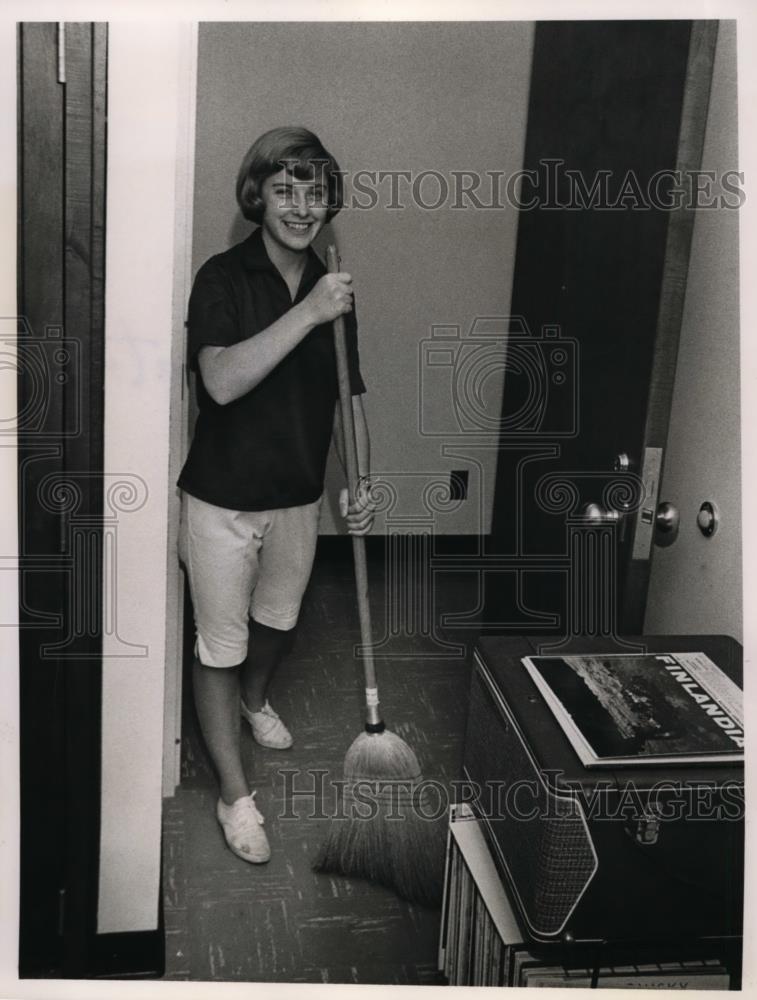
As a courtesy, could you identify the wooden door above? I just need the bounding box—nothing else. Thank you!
[644,22,741,641]
[484,21,718,643]
[18,21,107,977]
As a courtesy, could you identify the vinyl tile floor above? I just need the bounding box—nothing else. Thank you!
[162,545,479,983]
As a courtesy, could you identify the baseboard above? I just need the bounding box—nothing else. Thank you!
[90,858,165,979]
[90,928,165,979]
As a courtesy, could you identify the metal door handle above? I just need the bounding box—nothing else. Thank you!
[581,502,621,524]
[655,501,679,534]
[653,500,679,547]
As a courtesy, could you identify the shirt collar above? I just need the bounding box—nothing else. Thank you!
[240,226,325,286]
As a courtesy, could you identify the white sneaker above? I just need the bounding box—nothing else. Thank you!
[241,699,293,749]
[216,791,271,864]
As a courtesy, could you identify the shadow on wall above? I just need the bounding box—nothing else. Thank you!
[229,212,249,247]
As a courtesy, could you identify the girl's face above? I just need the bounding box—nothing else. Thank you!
[260,168,328,255]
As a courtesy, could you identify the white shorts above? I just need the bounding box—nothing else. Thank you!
[178,492,321,668]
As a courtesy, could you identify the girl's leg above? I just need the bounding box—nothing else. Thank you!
[180,496,271,860]
[240,620,293,712]
[192,657,249,805]
[244,498,321,711]
[179,494,265,794]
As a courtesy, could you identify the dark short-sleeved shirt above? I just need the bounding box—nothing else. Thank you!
[177,228,365,511]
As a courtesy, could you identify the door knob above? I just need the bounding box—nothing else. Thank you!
[653,501,679,547]
[655,501,679,533]
[581,502,621,524]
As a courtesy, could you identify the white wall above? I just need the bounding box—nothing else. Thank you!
[98,23,193,934]
[192,22,534,534]
[645,22,742,640]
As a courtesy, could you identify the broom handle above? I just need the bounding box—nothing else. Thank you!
[326,245,383,733]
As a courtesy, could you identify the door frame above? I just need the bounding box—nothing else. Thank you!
[162,22,198,798]
[98,22,198,937]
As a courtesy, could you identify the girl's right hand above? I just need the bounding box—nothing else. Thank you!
[304,273,353,326]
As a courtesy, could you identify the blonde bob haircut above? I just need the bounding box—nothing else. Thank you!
[236,126,344,224]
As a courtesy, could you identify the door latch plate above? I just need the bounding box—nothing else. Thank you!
[631,447,663,560]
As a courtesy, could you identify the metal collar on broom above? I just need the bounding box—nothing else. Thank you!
[312,245,445,907]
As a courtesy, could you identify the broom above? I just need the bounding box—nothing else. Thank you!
[312,244,445,907]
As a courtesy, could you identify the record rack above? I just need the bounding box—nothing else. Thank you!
[438,803,738,989]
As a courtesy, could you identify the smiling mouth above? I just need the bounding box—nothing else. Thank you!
[283,220,313,233]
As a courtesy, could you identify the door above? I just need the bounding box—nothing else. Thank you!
[644,21,741,641]
[484,20,720,643]
[18,22,106,976]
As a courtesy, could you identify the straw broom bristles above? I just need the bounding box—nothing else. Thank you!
[313,730,446,907]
